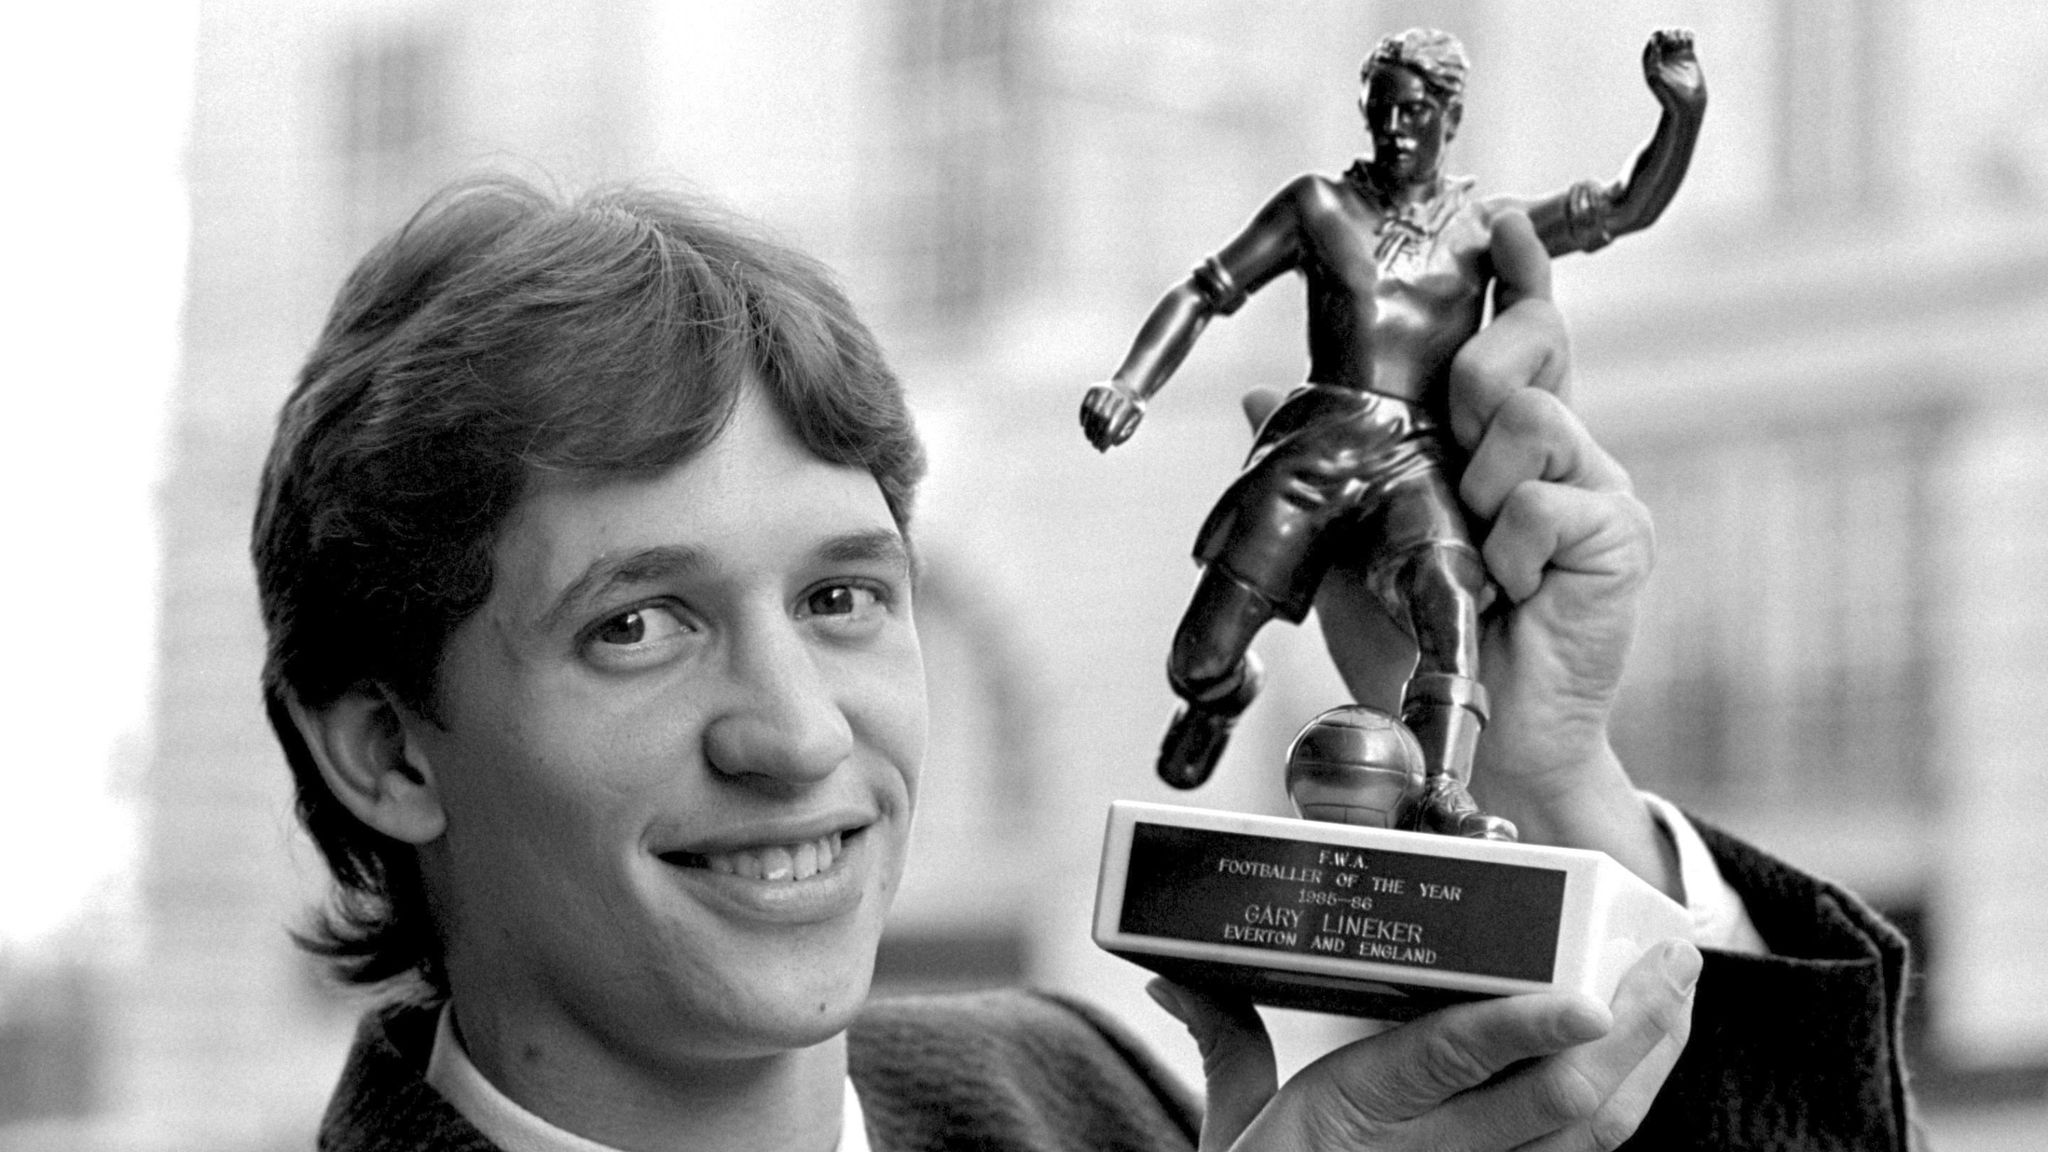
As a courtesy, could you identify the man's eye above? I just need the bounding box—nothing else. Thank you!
[584,604,691,668]
[801,583,883,618]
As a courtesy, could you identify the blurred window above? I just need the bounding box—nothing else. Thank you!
[1612,407,1941,813]
[886,0,1037,322]
[1775,0,1893,213]
[877,553,1048,988]
[336,25,450,255]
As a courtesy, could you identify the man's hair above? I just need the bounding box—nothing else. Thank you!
[252,177,926,995]
[1361,27,1470,105]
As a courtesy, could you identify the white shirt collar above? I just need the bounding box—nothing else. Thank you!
[1641,790,1769,955]
[424,1003,869,1152]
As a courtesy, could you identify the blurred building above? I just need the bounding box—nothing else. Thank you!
[9,0,2048,1147]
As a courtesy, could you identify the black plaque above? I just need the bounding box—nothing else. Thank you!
[1118,821,1567,982]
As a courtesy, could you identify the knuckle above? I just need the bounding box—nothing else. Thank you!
[1613,490,1656,558]
[1456,466,1496,519]
[1492,386,1565,441]
[1492,478,1546,532]
[1603,451,1638,495]
[1530,1061,1607,1128]
[1417,1027,1497,1095]
[1612,484,1648,522]
[1299,1082,1385,1146]
[1651,981,1696,1044]
[1287,1062,1395,1142]
[1448,342,1504,398]
[1523,295,1567,332]
[1585,1102,1645,1151]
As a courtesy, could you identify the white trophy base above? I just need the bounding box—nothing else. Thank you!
[1093,801,1690,1019]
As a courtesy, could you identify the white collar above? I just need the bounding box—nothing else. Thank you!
[424,1003,869,1152]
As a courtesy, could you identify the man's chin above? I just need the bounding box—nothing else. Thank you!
[722,983,872,1057]
[719,962,879,1052]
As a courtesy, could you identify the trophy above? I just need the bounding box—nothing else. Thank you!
[1083,29,1707,1018]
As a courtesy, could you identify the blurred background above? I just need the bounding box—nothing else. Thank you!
[4,0,2047,1147]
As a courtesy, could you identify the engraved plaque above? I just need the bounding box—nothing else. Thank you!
[1119,822,1566,982]
[1095,802,1689,1020]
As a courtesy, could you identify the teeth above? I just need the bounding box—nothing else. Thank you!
[692,832,844,882]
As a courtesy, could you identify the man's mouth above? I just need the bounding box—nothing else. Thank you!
[662,830,850,882]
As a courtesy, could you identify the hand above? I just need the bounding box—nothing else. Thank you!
[1081,381,1146,451]
[1149,939,1701,1152]
[1449,215,1663,888]
[1642,29,1705,112]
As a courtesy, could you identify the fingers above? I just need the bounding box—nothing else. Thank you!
[1222,945,1694,1152]
[1649,27,1695,57]
[1457,390,1644,605]
[1080,383,1144,450]
[1487,941,1701,1152]
[1481,481,1653,607]
[1448,217,1570,448]
[1460,389,1628,518]
[1376,942,1697,1152]
[1488,210,1552,315]
[1239,386,1284,433]
[1300,991,1610,1133]
[1148,979,1278,1152]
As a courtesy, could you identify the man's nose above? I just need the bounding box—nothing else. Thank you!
[702,621,853,788]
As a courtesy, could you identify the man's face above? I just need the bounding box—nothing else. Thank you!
[405,386,926,1078]
[1360,63,1458,186]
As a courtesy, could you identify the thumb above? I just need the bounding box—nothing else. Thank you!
[1239,387,1284,434]
[1148,979,1277,1151]
[1308,991,1610,1125]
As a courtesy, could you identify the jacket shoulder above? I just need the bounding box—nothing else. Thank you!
[319,1000,497,1152]
[1629,816,1920,1150]
[850,988,1199,1152]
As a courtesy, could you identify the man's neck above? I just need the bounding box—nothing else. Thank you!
[448,995,851,1152]
[1351,161,1443,211]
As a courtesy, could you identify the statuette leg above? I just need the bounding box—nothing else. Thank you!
[1400,673,1515,841]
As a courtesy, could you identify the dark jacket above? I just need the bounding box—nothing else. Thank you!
[317,989,1199,1152]
[1630,818,1919,1150]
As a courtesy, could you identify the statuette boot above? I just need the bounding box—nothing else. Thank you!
[1156,658,1262,789]
[1400,674,1517,841]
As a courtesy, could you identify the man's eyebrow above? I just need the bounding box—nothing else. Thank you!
[816,528,912,571]
[536,530,910,632]
[539,545,706,632]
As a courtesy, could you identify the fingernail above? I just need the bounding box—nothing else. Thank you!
[1146,979,1189,1023]
[1662,939,1703,995]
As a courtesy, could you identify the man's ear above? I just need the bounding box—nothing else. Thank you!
[285,688,447,845]
[1445,101,1463,142]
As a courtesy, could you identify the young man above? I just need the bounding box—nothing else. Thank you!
[256,178,1916,1151]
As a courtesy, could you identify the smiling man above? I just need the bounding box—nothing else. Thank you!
[255,182,939,1150]
[394,389,924,1134]
[257,178,1917,1151]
